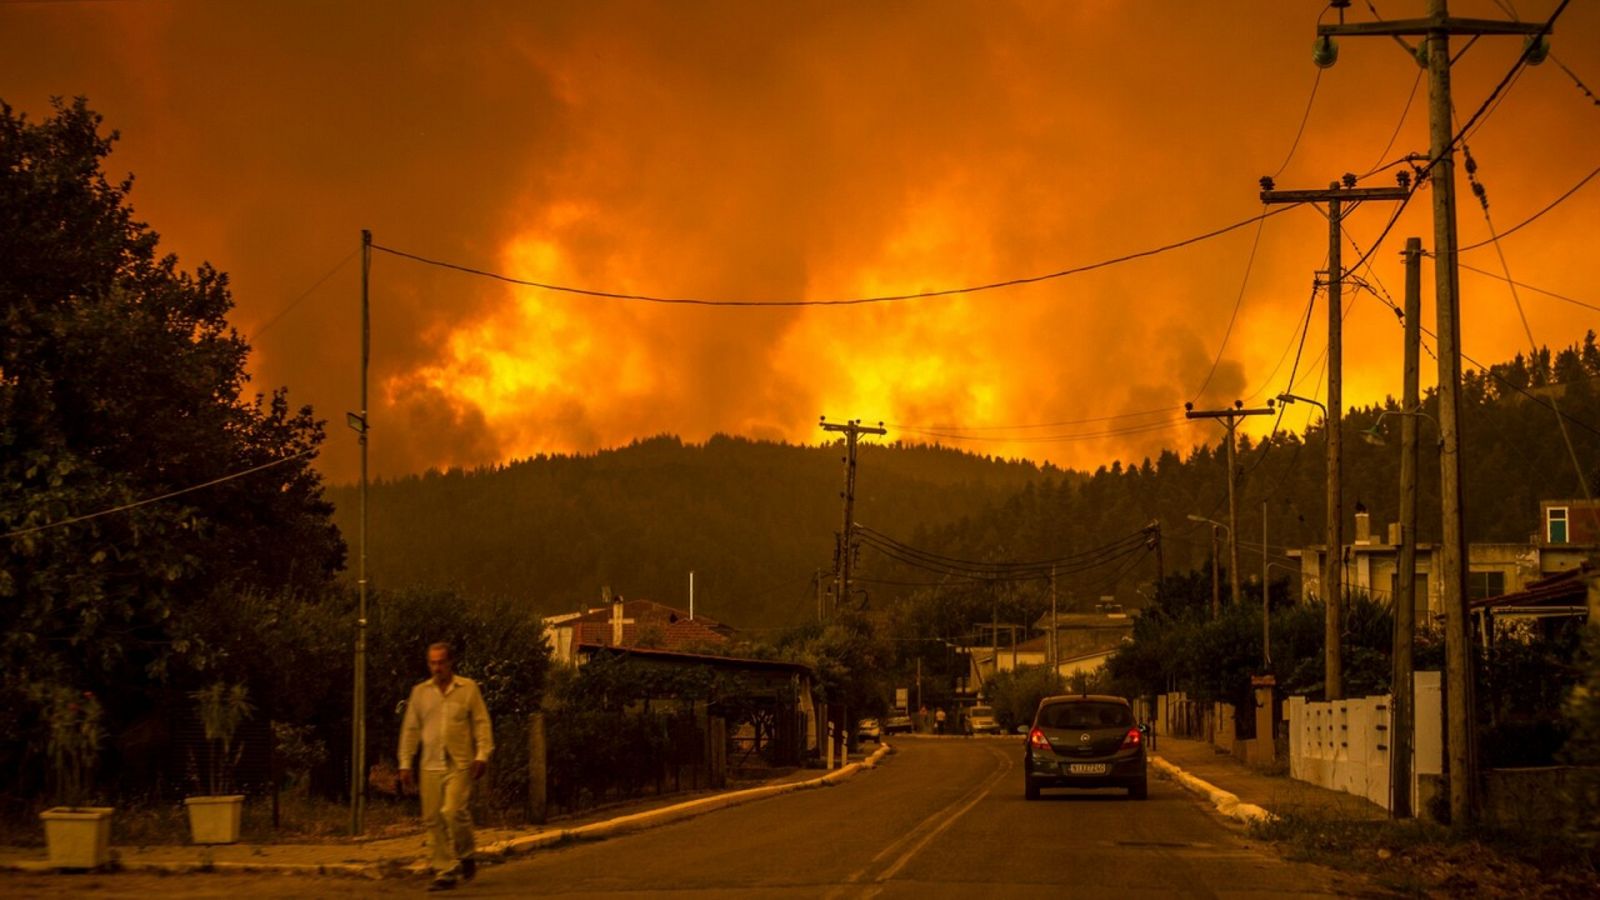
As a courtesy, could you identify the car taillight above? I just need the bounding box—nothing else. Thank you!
[1121,727,1142,749]
[1028,728,1051,751]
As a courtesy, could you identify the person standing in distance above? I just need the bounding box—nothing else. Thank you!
[399,642,494,891]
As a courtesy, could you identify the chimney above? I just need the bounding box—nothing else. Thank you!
[612,595,626,645]
[1355,510,1372,544]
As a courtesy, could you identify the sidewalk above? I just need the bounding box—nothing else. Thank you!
[1152,736,1388,825]
[0,744,892,879]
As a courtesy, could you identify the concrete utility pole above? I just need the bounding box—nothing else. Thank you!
[346,229,372,835]
[1317,0,1553,828]
[1261,183,1406,701]
[819,417,886,617]
[1393,237,1424,819]
[1185,402,1274,621]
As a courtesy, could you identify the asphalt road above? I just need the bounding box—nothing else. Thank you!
[1,738,1375,898]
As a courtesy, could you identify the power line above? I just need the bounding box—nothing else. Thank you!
[1455,261,1600,314]
[366,205,1303,308]
[1485,0,1599,112]
[247,249,358,338]
[887,406,1178,433]
[855,524,1153,582]
[892,415,1195,446]
[1272,69,1323,179]
[1552,55,1600,109]
[1461,142,1594,503]
[1191,209,1271,402]
[1458,160,1600,252]
[2,449,318,540]
[1362,70,1425,179]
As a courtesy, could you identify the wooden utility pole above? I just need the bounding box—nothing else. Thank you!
[1317,0,1553,829]
[1393,236,1424,819]
[1050,565,1059,676]
[814,569,824,623]
[819,417,885,617]
[1149,521,1164,606]
[1262,499,1271,668]
[1260,184,1407,701]
[1185,402,1275,621]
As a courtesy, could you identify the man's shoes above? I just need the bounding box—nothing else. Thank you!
[427,876,458,892]
[461,858,477,882]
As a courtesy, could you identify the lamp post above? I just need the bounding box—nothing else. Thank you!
[1278,389,1346,700]
[1187,514,1229,620]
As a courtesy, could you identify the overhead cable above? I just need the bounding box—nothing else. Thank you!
[2,449,318,540]
[367,205,1303,309]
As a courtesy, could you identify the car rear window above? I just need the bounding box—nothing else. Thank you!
[1037,701,1131,729]
[970,706,993,717]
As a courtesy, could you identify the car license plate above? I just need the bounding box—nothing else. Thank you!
[1067,763,1107,775]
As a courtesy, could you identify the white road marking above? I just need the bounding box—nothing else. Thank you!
[826,743,1014,899]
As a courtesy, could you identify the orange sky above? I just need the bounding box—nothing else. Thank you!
[4,0,1597,482]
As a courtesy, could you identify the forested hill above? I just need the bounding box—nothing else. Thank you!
[329,336,1600,631]
[855,335,1600,627]
[326,435,1062,629]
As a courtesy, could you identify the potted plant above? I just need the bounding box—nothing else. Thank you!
[185,682,253,844]
[37,685,113,870]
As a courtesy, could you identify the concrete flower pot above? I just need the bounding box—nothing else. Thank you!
[184,795,245,844]
[39,806,114,869]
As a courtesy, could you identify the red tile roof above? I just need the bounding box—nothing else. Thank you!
[556,598,733,651]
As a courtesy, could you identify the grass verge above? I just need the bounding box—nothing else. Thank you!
[1251,807,1600,898]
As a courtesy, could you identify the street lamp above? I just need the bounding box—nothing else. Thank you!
[1360,407,1442,447]
[1275,392,1327,416]
[1187,514,1228,619]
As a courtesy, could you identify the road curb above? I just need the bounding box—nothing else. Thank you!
[0,745,897,881]
[475,741,897,867]
[1150,756,1273,825]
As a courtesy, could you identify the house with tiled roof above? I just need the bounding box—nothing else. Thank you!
[543,596,736,666]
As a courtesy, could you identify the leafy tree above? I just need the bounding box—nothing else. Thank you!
[0,98,343,793]
[775,611,890,728]
[985,665,1063,732]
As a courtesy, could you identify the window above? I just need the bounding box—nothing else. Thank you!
[1468,570,1506,602]
[1039,701,1131,730]
[1549,506,1569,544]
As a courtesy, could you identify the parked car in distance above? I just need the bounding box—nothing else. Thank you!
[855,717,882,743]
[1022,694,1147,800]
[882,713,914,735]
[964,704,1001,735]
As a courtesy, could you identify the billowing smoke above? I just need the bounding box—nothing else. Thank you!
[5,0,1595,481]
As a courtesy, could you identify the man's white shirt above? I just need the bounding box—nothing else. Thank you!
[399,675,494,772]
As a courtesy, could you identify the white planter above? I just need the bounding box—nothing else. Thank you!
[184,795,245,844]
[39,806,114,869]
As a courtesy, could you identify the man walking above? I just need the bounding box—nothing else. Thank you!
[399,642,494,891]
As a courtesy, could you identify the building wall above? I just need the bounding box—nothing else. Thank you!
[1294,539,1551,626]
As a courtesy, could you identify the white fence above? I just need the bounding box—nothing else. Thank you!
[1284,671,1441,812]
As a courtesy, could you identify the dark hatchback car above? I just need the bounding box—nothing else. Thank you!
[1023,694,1147,800]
